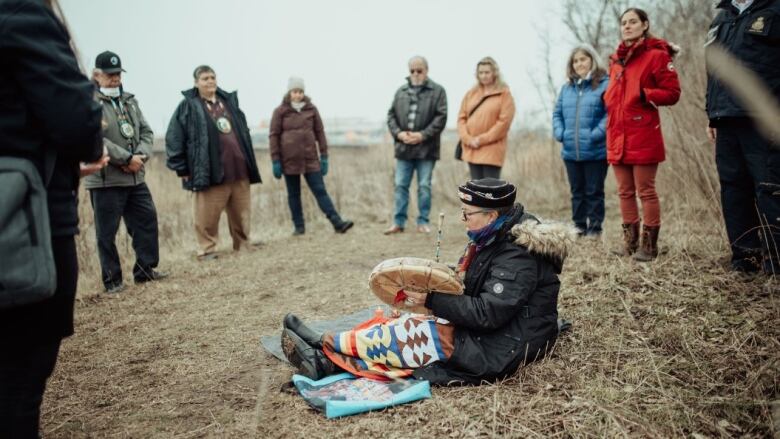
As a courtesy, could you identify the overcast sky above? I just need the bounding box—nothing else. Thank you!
[61,0,601,135]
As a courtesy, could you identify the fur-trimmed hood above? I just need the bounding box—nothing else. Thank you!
[510,216,578,272]
[610,37,681,65]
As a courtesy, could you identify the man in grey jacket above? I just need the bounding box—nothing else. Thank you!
[385,56,448,234]
[83,51,166,293]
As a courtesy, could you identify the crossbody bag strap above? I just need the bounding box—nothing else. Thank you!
[466,94,494,121]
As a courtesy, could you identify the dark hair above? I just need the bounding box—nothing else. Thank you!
[193,65,215,80]
[620,7,654,39]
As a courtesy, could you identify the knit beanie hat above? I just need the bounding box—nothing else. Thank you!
[287,76,305,92]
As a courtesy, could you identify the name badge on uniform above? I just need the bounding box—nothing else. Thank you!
[119,120,135,139]
[216,116,232,134]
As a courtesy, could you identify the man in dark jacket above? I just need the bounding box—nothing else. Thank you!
[385,56,448,235]
[165,65,262,260]
[706,0,780,276]
[0,0,105,436]
[85,51,167,293]
[282,179,574,385]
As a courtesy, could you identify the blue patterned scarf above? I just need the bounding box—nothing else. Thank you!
[467,214,510,252]
[457,213,513,274]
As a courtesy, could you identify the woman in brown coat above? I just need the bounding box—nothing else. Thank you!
[270,77,353,235]
[458,57,516,179]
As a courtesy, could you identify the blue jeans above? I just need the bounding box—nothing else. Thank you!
[563,159,608,235]
[393,159,435,227]
[284,171,341,229]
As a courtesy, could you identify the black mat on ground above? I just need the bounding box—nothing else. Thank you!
[260,305,393,363]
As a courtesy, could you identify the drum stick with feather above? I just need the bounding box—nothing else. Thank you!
[435,212,444,262]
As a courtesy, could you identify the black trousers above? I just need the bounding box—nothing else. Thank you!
[715,118,780,274]
[90,183,160,287]
[468,163,502,180]
[0,341,61,439]
[0,236,77,439]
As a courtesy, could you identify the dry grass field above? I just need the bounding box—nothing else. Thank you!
[38,135,779,437]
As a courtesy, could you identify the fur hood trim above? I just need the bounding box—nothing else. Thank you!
[510,218,578,263]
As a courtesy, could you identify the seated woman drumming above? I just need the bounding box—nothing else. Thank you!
[282,178,573,385]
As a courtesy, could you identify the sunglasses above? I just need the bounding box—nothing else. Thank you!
[409,69,425,74]
[461,209,491,221]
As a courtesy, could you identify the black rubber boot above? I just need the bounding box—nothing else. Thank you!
[283,313,323,349]
[281,328,336,380]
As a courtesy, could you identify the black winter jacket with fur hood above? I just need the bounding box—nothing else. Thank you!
[415,204,575,385]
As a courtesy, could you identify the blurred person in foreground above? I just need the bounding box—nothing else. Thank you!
[0,0,107,436]
[457,57,516,180]
[553,44,610,238]
[604,7,681,261]
[384,56,448,235]
[281,179,574,385]
[269,76,353,236]
[705,0,780,276]
[85,51,167,293]
[165,65,262,261]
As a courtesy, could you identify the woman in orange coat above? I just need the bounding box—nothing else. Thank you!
[457,57,516,179]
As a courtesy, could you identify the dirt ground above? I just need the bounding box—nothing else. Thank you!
[37,147,779,438]
[41,217,779,438]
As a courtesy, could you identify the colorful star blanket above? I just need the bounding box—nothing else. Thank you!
[322,311,455,381]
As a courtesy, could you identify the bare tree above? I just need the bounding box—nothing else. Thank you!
[562,0,628,56]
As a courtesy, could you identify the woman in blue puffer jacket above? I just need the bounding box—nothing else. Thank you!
[553,44,609,237]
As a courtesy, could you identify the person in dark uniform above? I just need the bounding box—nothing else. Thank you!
[706,0,780,276]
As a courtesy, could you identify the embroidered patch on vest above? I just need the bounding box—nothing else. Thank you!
[746,15,769,35]
[493,283,504,294]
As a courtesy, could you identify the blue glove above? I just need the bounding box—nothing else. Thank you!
[272,160,282,179]
[320,156,329,176]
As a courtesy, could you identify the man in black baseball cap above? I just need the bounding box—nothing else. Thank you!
[86,50,167,293]
[94,50,126,74]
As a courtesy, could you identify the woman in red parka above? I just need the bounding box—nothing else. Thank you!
[604,7,681,261]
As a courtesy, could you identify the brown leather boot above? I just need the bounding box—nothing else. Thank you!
[611,222,640,256]
[633,225,660,262]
